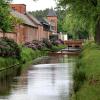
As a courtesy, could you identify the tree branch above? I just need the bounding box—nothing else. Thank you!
[90,0,97,7]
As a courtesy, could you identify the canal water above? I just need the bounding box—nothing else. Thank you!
[0,55,76,100]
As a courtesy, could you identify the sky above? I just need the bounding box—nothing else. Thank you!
[12,0,57,11]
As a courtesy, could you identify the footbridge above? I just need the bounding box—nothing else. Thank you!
[59,40,83,55]
[49,40,83,56]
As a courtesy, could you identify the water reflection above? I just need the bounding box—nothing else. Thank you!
[0,55,75,100]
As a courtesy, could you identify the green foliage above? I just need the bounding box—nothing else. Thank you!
[0,0,13,33]
[0,37,21,59]
[20,47,36,63]
[51,44,66,52]
[0,57,19,69]
[42,39,52,48]
[57,0,100,40]
[20,46,48,64]
[73,62,86,92]
[29,9,49,18]
[72,43,100,100]
[55,8,67,32]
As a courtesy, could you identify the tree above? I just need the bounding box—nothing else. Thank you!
[57,0,100,43]
[0,0,13,37]
[55,7,67,32]
[30,9,49,18]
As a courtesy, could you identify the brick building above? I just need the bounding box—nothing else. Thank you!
[47,9,57,33]
[5,4,58,44]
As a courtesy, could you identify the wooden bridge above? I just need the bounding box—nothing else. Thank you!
[64,40,83,48]
[49,40,83,56]
[57,40,83,55]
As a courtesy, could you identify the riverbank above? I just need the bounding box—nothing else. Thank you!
[0,38,66,70]
[72,42,100,100]
[0,47,48,69]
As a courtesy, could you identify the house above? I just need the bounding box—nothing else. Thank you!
[4,4,58,44]
[10,4,39,43]
[36,17,51,40]
[26,9,58,41]
[26,13,44,41]
[11,10,38,43]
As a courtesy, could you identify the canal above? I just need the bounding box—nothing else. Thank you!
[0,55,76,100]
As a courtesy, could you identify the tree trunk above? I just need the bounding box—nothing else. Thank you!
[3,31,5,38]
[95,18,100,44]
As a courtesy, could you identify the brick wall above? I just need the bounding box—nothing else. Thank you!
[37,25,43,40]
[14,24,25,44]
[43,31,49,39]
[0,32,17,42]
[15,24,38,43]
[24,25,38,42]
[47,16,57,33]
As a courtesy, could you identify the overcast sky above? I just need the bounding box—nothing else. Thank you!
[12,0,57,11]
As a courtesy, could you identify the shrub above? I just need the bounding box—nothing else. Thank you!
[0,37,21,59]
[52,39,64,46]
[50,44,66,52]
[73,67,86,92]
[24,40,46,50]
[42,39,52,48]
[21,47,35,63]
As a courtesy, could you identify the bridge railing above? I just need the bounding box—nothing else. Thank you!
[64,40,83,48]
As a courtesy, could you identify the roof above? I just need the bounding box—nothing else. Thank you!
[11,10,37,28]
[26,13,42,25]
[37,17,50,26]
[47,9,57,17]
[44,19,54,26]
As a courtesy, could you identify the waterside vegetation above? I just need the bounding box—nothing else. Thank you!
[72,42,100,100]
[0,38,66,70]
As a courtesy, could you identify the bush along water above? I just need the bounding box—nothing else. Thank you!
[72,42,100,100]
[20,46,48,64]
[0,38,66,70]
[24,39,66,52]
[0,37,21,69]
[0,37,21,59]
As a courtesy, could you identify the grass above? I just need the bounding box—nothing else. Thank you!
[20,46,48,64]
[0,57,19,69]
[72,42,100,100]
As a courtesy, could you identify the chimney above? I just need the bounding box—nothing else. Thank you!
[10,4,26,14]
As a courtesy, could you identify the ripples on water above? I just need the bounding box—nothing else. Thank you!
[0,55,75,100]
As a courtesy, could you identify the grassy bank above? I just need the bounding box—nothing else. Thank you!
[20,47,48,64]
[72,42,100,100]
[0,47,48,69]
[0,57,19,69]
